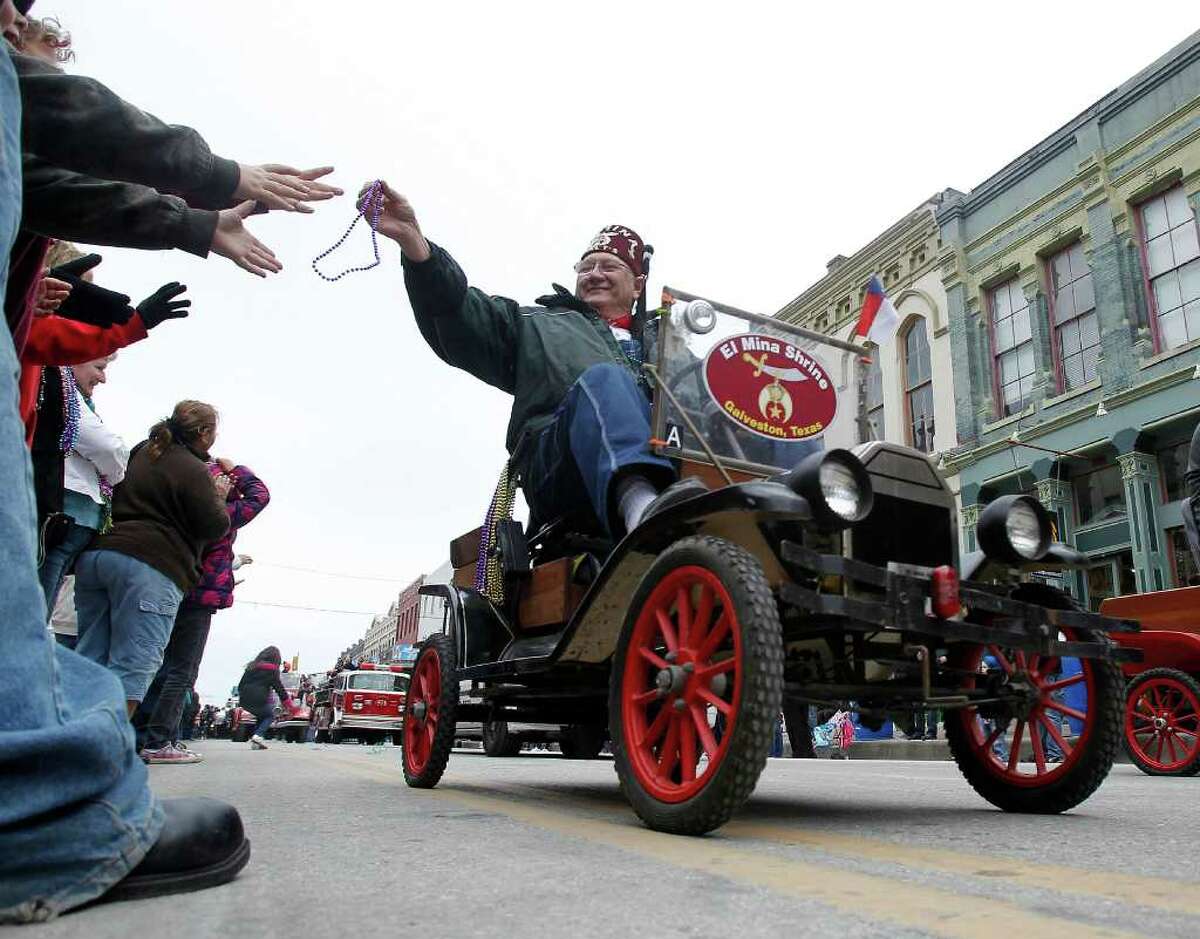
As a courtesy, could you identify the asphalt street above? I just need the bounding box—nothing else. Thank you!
[18,741,1200,939]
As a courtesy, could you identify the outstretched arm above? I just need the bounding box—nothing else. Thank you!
[14,52,340,212]
[364,181,518,393]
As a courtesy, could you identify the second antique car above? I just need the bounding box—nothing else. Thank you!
[402,287,1140,835]
[1102,585,1200,776]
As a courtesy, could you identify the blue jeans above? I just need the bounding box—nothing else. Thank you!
[523,363,674,536]
[75,550,184,702]
[133,602,213,750]
[252,711,274,738]
[37,518,96,619]
[0,46,163,923]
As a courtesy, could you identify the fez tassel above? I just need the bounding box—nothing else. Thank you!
[854,275,899,345]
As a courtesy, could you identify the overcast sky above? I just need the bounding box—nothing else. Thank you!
[42,1,1193,702]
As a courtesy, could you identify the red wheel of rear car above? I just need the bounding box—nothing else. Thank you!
[945,604,1123,813]
[1123,668,1200,777]
[610,536,782,835]
[402,633,458,788]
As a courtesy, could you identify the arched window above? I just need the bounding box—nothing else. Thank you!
[862,355,884,443]
[903,319,934,452]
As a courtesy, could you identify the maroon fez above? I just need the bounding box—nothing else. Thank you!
[581,225,646,277]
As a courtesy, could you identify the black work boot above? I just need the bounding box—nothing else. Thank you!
[98,797,250,904]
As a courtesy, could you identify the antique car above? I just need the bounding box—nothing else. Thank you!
[1102,585,1200,776]
[454,715,606,758]
[270,670,314,743]
[403,287,1140,835]
[311,663,409,745]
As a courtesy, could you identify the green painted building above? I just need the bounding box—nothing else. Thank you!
[938,31,1200,609]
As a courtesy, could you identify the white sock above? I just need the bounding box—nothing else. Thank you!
[616,475,659,533]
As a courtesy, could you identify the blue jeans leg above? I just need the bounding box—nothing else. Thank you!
[74,550,183,703]
[37,519,95,619]
[0,45,162,925]
[138,603,213,750]
[252,712,274,738]
[525,363,675,535]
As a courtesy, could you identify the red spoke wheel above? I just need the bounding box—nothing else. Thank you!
[402,633,459,788]
[610,536,783,835]
[944,587,1123,813]
[1123,668,1200,777]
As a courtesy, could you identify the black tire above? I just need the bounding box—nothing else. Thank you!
[944,584,1123,814]
[392,731,403,747]
[231,725,249,743]
[314,726,329,744]
[482,720,522,757]
[609,535,784,835]
[403,633,459,788]
[559,723,606,759]
[1123,668,1200,777]
[329,729,343,745]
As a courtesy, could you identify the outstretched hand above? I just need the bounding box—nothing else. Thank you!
[235,164,342,213]
[137,282,190,329]
[357,180,430,261]
[210,201,283,277]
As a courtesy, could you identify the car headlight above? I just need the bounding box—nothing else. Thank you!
[977,494,1052,563]
[784,449,874,529]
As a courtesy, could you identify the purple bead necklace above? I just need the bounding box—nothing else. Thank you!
[311,180,384,281]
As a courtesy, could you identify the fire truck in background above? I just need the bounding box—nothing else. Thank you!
[311,662,409,745]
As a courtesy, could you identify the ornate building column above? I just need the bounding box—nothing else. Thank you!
[1031,460,1081,599]
[1116,451,1170,594]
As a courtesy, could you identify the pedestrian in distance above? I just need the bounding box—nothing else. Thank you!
[237,646,300,750]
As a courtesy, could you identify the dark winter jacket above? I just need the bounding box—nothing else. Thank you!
[94,441,230,592]
[402,242,646,463]
[6,52,241,344]
[188,464,270,610]
[237,662,290,715]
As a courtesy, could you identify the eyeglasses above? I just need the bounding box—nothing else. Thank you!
[574,258,633,276]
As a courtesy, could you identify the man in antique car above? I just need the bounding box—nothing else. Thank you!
[365,180,705,538]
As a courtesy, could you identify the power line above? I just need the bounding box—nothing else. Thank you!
[237,599,378,616]
[252,561,407,583]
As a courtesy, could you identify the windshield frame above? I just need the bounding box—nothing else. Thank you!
[650,286,871,476]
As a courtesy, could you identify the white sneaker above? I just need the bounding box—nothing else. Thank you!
[250,735,269,750]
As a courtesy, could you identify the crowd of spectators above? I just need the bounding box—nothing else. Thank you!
[0,1,340,922]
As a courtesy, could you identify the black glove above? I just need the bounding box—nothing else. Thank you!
[136,282,190,329]
[50,253,134,328]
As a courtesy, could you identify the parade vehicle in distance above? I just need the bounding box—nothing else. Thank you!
[311,662,409,745]
[403,287,1140,835]
[270,670,314,743]
[1101,585,1200,776]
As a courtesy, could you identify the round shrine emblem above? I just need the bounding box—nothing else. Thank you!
[702,333,837,441]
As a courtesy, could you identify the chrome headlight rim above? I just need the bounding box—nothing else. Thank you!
[785,449,874,529]
[977,494,1052,563]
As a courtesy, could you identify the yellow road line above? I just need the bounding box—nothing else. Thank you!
[723,820,1200,918]
[307,749,1154,939]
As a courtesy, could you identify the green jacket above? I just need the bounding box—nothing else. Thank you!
[402,243,647,460]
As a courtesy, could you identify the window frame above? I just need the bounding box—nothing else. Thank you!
[1043,241,1100,393]
[986,278,1036,418]
[901,317,935,452]
[863,354,885,443]
[1134,185,1200,354]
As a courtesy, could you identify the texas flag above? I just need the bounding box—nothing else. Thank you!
[854,275,900,345]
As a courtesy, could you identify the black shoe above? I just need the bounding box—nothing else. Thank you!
[639,477,709,527]
[99,797,250,904]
